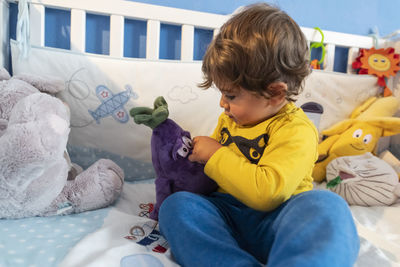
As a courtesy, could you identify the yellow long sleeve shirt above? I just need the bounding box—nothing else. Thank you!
[204,102,319,211]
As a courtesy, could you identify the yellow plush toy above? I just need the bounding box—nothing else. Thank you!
[313,96,400,182]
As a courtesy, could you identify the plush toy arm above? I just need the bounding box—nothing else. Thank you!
[317,134,340,158]
[313,136,339,182]
[355,96,400,119]
[368,117,400,137]
[350,97,377,119]
[0,67,11,81]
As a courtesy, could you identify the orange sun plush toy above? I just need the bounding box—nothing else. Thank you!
[352,47,400,97]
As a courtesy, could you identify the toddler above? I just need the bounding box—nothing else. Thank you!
[159,3,359,266]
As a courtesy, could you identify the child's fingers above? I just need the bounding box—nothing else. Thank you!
[188,153,196,162]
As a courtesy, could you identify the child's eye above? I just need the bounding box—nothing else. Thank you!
[225,95,235,100]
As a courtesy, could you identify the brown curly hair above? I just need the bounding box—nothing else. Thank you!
[200,3,310,101]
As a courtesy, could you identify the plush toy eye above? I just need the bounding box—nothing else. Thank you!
[363,134,372,144]
[352,129,363,138]
[182,136,193,149]
[177,144,190,158]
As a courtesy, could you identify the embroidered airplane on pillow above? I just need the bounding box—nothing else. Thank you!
[89,84,137,124]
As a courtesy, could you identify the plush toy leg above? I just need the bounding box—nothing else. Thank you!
[48,159,124,215]
[67,163,83,180]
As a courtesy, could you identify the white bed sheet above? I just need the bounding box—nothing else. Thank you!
[62,182,400,267]
[59,181,179,267]
[314,183,400,267]
[1,181,399,267]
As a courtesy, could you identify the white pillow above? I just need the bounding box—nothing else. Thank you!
[296,70,380,132]
[11,41,221,181]
[11,41,380,180]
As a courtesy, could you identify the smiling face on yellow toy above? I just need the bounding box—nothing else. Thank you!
[312,118,400,183]
[330,122,381,157]
[312,96,400,183]
[368,53,391,72]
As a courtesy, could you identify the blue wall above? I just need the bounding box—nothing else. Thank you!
[128,0,400,37]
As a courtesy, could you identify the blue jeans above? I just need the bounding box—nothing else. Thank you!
[159,190,359,267]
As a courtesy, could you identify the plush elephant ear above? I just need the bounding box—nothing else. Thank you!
[129,96,169,129]
[0,67,11,81]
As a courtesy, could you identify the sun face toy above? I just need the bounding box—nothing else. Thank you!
[361,47,400,77]
[353,47,400,97]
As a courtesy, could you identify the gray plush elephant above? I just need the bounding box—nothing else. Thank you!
[0,68,124,219]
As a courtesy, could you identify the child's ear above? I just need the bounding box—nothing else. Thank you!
[267,82,287,105]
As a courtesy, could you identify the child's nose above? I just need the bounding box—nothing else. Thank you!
[220,97,228,110]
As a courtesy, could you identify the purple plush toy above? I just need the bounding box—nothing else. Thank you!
[130,96,218,220]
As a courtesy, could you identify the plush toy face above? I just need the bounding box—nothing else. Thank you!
[152,119,192,166]
[151,119,217,193]
[326,152,400,206]
[172,135,193,160]
[330,122,381,157]
[360,47,400,78]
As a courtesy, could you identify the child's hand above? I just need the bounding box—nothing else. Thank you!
[188,136,222,164]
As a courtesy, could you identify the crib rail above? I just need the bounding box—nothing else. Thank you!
[1,0,386,72]
[24,0,226,61]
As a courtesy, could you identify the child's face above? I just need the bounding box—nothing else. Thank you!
[219,87,280,127]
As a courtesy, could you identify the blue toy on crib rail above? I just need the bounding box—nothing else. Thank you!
[130,96,218,220]
[89,85,137,124]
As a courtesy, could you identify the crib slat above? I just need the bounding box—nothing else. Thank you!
[181,24,194,61]
[146,19,160,60]
[70,9,86,53]
[24,0,227,30]
[347,47,360,74]
[110,14,124,58]
[324,43,335,71]
[29,3,45,46]
[213,28,219,37]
